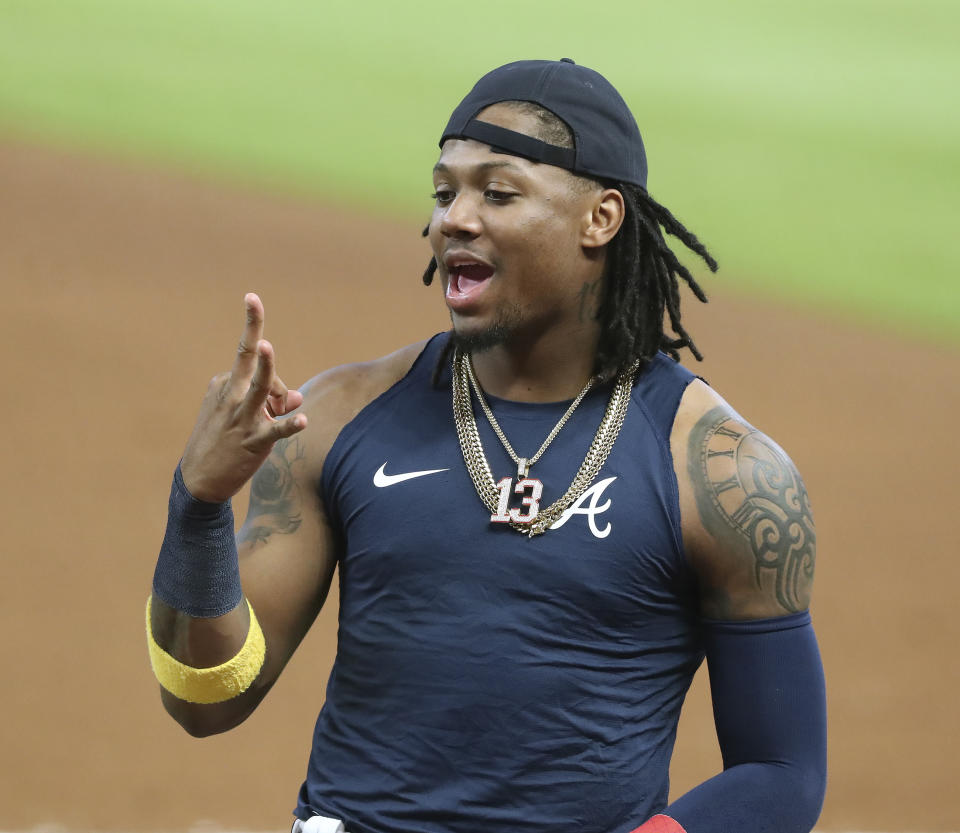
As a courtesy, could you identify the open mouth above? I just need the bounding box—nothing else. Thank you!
[446,262,495,299]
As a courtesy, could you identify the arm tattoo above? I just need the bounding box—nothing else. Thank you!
[238,437,305,548]
[688,407,816,613]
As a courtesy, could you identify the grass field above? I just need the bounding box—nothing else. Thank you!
[1,0,958,341]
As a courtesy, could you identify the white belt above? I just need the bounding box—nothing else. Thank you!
[292,815,349,833]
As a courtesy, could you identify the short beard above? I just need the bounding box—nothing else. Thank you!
[449,305,522,355]
[451,324,510,355]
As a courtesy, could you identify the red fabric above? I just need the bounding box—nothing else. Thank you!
[628,814,688,833]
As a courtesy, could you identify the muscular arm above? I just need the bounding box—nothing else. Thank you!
[148,299,426,736]
[151,422,338,736]
[642,382,827,833]
[683,402,816,619]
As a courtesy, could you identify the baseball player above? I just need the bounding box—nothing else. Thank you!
[146,59,827,833]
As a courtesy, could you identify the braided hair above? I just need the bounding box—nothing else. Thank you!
[422,101,717,384]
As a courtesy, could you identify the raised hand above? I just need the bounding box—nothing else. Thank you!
[179,293,307,502]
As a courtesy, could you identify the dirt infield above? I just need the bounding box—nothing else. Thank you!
[1,139,957,831]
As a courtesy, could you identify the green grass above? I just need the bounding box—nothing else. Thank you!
[1,0,957,342]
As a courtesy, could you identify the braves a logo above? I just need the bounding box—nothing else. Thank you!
[550,476,617,539]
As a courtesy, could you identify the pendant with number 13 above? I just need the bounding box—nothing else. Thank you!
[491,476,544,524]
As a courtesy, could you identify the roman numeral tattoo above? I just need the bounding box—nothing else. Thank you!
[713,475,741,494]
[688,407,816,614]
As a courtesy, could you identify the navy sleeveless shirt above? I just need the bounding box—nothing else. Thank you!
[295,335,704,833]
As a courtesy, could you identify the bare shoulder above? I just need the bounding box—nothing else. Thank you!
[295,339,430,476]
[236,339,428,550]
[670,380,817,620]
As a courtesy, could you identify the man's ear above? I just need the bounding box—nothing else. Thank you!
[581,188,625,249]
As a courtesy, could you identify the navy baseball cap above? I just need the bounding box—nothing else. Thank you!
[440,58,648,189]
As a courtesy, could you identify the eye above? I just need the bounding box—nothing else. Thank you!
[485,189,516,203]
[431,189,455,205]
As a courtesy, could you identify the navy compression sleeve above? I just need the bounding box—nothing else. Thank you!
[663,612,827,833]
[152,463,242,617]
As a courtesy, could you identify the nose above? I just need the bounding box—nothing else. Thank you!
[440,193,481,239]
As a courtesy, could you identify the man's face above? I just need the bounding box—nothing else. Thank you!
[428,103,605,353]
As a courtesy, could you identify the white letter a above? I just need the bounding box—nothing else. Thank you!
[550,476,617,538]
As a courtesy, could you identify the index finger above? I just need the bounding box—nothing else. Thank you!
[230,292,265,384]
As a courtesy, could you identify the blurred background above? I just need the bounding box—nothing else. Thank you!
[1,1,957,830]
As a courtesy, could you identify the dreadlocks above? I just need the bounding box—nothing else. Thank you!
[422,101,717,385]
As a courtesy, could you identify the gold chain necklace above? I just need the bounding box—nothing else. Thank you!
[452,349,639,537]
[464,353,595,480]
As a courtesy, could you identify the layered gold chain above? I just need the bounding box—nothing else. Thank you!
[452,349,639,537]
[464,353,594,479]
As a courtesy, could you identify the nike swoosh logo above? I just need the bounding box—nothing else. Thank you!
[373,462,449,488]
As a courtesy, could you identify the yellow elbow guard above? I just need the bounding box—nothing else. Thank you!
[145,596,266,704]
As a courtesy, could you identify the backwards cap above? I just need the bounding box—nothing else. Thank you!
[440,58,648,189]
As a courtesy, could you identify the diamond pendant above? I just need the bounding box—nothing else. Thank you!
[490,471,544,524]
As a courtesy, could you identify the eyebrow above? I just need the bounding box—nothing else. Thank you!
[433,160,525,176]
